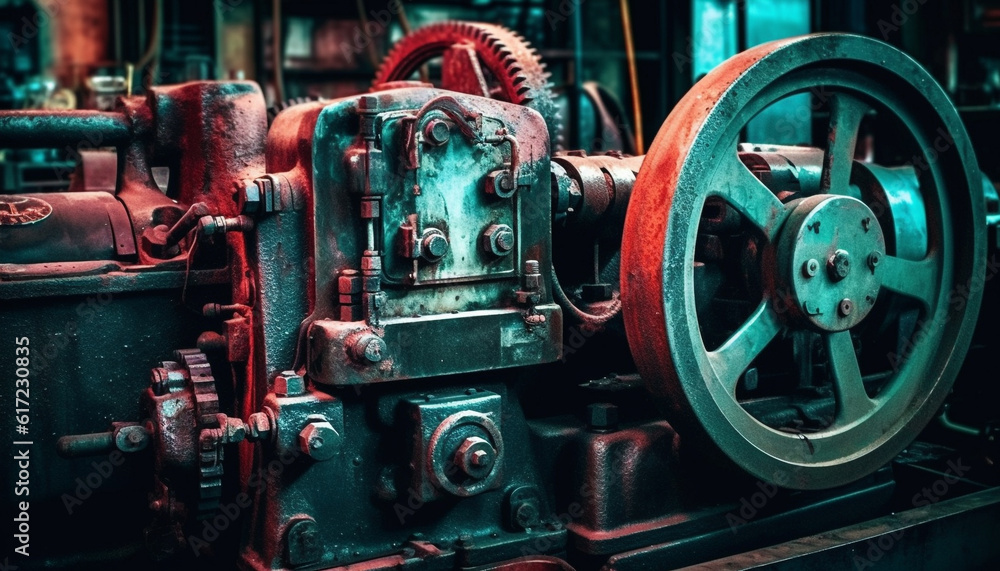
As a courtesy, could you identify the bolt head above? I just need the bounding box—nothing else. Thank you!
[828,249,851,281]
[274,370,306,397]
[802,258,820,277]
[839,298,854,316]
[423,119,451,145]
[247,411,273,442]
[482,224,515,257]
[421,231,449,260]
[454,436,496,479]
[351,334,387,364]
[486,170,516,198]
[587,402,619,431]
[868,251,882,270]
[299,420,339,461]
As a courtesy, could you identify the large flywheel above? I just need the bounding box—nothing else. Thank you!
[621,34,986,489]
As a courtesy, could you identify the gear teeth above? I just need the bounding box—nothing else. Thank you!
[373,20,565,152]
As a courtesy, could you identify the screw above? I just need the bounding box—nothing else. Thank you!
[862,217,872,232]
[828,249,851,281]
[868,251,881,271]
[274,370,306,397]
[839,298,854,316]
[482,224,515,256]
[423,119,451,145]
[350,334,387,364]
[802,258,820,278]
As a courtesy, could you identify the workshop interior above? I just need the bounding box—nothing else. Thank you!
[2,0,1000,569]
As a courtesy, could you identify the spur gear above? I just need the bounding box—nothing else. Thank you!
[374,21,564,150]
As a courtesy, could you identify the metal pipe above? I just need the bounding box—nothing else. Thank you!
[57,432,115,458]
[570,0,584,150]
[0,110,133,148]
[620,0,643,153]
[272,0,286,103]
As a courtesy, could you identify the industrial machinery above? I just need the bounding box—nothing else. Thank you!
[1,23,995,571]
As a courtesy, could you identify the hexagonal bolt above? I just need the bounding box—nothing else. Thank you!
[827,249,851,281]
[274,370,306,397]
[350,334,387,364]
[868,251,882,272]
[838,298,854,317]
[454,436,497,479]
[485,170,517,198]
[421,229,449,262]
[482,224,515,257]
[221,416,247,444]
[299,418,340,462]
[423,119,451,146]
[246,411,274,443]
[587,402,619,432]
[802,258,820,278]
[236,179,262,215]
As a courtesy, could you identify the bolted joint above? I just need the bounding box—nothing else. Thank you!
[485,169,517,199]
[453,436,497,480]
[423,118,451,146]
[274,370,306,397]
[246,410,275,443]
[216,414,247,444]
[587,402,619,432]
[298,417,340,462]
[113,424,150,453]
[827,249,851,281]
[482,224,515,257]
[420,228,450,262]
[350,333,387,365]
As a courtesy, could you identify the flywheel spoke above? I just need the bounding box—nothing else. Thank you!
[820,92,870,194]
[708,300,783,393]
[880,254,940,311]
[715,155,790,242]
[826,330,876,423]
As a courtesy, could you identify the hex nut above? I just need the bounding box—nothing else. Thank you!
[247,411,273,442]
[274,370,306,397]
[486,170,516,198]
[236,179,261,214]
[423,119,451,145]
[421,229,449,261]
[454,436,496,479]
[482,224,515,257]
[299,419,339,461]
[587,402,619,431]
